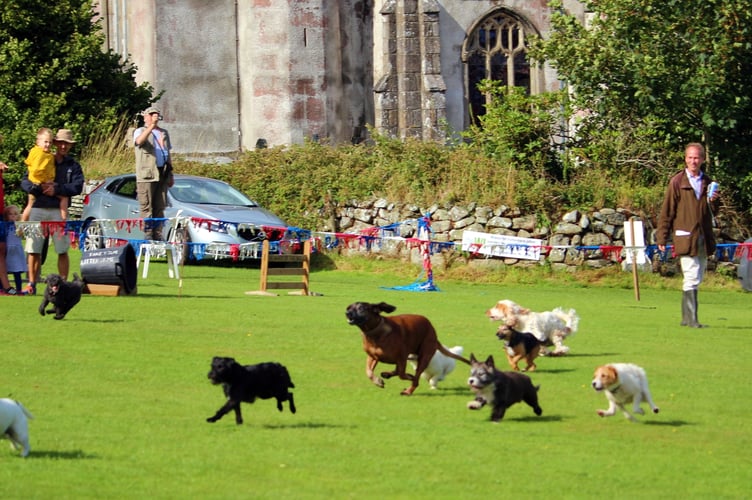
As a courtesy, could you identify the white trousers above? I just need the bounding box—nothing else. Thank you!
[680,237,707,291]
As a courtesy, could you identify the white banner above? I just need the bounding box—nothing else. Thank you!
[461,230,542,261]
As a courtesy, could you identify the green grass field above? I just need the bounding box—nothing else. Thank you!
[1,251,750,499]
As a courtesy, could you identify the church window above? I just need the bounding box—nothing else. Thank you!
[463,10,539,122]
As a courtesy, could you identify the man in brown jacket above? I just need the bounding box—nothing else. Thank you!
[657,143,719,328]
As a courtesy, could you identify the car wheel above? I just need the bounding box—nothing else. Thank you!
[83,219,105,251]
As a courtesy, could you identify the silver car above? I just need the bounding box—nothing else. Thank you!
[81,174,290,261]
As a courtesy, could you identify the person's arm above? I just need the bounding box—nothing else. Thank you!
[163,129,174,172]
[20,169,43,196]
[656,177,678,251]
[134,123,156,147]
[25,147,50,183]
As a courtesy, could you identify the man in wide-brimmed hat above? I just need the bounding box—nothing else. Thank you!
[54,129,77,144]
[20,128,84,295]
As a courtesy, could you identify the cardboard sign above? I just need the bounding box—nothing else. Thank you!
[624,220,647,265]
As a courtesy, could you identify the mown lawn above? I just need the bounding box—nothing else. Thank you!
[1,250,750,499]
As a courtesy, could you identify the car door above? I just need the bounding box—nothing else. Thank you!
[105,176,146,240]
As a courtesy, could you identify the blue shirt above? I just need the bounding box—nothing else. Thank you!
[152,130,170,167]
[685,169,703,200]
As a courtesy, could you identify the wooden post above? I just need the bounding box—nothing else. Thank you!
[259,240,271,293]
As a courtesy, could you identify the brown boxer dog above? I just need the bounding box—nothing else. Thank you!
[345,301,470,395]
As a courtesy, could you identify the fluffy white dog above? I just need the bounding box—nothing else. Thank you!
[592,363,659,422]
[486,299,579,355]
[0,398,33,457]
[409,346,464,389]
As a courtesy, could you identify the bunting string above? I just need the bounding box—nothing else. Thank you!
[2,220,750,264]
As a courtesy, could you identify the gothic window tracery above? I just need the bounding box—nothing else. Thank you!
[463,10,539,123]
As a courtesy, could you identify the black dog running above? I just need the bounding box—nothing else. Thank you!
[206,356,296,425]
[39,273,85,320]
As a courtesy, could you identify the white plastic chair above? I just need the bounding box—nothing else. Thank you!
[135,211,184,280]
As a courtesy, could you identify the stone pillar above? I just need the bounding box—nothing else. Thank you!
[374,1,398,138]
[419,0,446,142]
[395,0,422,139]
[374,0,446,141]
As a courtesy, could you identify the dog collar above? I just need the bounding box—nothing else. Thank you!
[363,317,391,337]
[607,383,622,393]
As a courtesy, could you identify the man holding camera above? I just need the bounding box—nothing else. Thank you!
[134,106,173,240]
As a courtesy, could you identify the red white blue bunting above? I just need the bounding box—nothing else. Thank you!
[3,219,750,264]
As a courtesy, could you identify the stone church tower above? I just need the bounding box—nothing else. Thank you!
[95,0,584,153]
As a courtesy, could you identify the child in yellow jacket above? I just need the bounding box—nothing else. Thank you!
[22,127,68,221]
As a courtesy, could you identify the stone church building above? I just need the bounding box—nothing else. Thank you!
[95,0,585,153]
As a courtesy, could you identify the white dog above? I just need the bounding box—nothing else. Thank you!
[0,398,33,457]
[409,346,464,389]
[592,363,659,422]
[486,300,579,355]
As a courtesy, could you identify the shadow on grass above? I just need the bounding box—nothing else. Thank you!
[478,414,564,423]
[30,449,97,459]
[510,414,564,423]
[73,318,127,324]
[642,419,692,427]
[260,421,356,430]
[535,368,577,374]
[560,352,620,358]
[410,386,469,397]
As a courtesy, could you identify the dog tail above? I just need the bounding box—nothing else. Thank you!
[437,344,471,365]
[554,308,579,334]
[15,401,34,420]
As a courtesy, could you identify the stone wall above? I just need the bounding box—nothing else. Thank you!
[329,198,742,273]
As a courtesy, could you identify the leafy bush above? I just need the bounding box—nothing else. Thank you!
[172,134,670,230]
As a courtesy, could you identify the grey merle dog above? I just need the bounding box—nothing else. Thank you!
[467,354,542,422]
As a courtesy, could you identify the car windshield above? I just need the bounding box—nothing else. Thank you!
[169,178,259,207]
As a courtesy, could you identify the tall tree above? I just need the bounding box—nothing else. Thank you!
[532,0,752,214]
[0,0,154,202]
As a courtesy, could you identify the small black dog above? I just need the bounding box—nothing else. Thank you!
[39,273,85,320]
[496,325,542,372]
[206,356,296,425]
[467,353,542,422]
